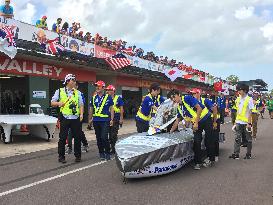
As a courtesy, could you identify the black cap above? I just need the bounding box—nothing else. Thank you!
[236,83,249,93]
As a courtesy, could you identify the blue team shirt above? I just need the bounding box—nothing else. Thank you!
[52,23,60,32]
[90,94,114,122]
[177,95,211,123]
[256,99,263,108]
[217,96,226,109]
[151,95,165,117]
[201,98,214,111]
[136,95,154,124]
[228,98,237,112]
[0,5,13,15]
[154,95,165,107]
[114,96,124,120]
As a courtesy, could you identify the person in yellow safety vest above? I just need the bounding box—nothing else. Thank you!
[89,81,114,161]
[229,83,254,160]
[136,82,161,133]
[151,94,165,117]
[168,89,212,170]
[193,89,218,166]
[106,85,124,154]
[251,92,262,140]
[51,74,84,164]
[36,16,48,30]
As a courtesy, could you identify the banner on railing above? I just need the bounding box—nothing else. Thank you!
[0,17,223,86]
[94,45,117,58]
[0,17,95,57]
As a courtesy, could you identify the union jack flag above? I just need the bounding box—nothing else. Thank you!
[105,53,131,70]
[0,26,16,47]
[0,25,17,59]
[45,38,65,55]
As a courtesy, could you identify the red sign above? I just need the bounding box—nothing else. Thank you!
[94,45,116,58]
[0,56,96,82]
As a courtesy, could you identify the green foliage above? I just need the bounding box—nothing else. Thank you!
[226,75,239,85]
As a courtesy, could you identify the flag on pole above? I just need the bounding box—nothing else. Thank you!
[164,67,185,82]
[214,81,223,91]
[105,53,131,70]
[0,26,17,59]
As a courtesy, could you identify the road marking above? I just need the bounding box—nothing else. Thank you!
[0,160,107,197]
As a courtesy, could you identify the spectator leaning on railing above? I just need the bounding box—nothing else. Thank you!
[61,22,69,35]
[31,14,209,75]
[52,18,62,33]
[77,31,84,40]
[0,0,14,18]
[84,32,92,43]
[36,16,48,30]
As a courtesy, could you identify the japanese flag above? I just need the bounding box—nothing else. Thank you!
[214,81,223,92]
[164,67,185,82]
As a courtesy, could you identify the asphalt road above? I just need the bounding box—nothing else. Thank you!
[0,116,272,205]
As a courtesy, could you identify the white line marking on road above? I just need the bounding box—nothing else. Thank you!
[0,160,107,197]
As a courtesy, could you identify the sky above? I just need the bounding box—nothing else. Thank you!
[10,0,273,90]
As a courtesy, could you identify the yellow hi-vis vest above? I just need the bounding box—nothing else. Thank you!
[236,96,251,123]
[137,94,153,122]
[232,103,237,110]
[181,96,209,123]
[93,94,109,118]
[59,88,80,115]
[200,98,220,119]
[152,95,161,114]
[252,99,260,113]
[113,95,120,113]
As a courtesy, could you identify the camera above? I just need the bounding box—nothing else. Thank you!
[69,102,77,115]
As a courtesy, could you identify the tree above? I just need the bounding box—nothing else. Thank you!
[226,75,239,85]
[270,89,273,96]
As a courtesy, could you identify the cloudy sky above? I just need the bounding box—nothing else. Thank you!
[11,0,273,89]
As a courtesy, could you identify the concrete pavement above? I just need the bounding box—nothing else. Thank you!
[0,119,136,158]
[0,116,272,205]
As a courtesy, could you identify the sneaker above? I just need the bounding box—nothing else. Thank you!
[58,157,67,164]
[229,154,239,159]
[105,153,111,161]
[82,145,89,152]
[215,156,219,162]
[75,157,81,163]
[65,148,72,155]
[99,153,105,160]
[193,164,201,170]
[241,144,247,147]
[244,154,252,160]
[203,160,212,168]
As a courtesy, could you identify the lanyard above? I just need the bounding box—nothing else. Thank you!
[94,95,106,113]
[64,88,76,103]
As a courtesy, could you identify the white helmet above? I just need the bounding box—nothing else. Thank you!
[63,74,76,85]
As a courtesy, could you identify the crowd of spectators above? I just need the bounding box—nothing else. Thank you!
[33,15,188,69]
[0,0,203,75]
